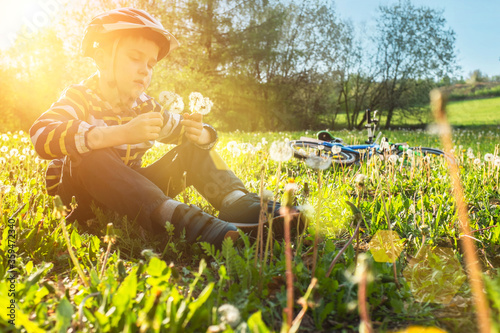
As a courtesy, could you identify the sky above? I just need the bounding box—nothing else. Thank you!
[335,0,500,78]
[1,0,499,78]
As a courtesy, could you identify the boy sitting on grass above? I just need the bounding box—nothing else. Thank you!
[30,8,303,249]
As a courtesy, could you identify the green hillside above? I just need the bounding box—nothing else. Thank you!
[446,97,500,126]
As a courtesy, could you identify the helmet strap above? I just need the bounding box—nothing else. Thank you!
[107,37,128,111]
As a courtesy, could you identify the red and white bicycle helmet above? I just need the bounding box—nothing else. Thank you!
[82,8,179,61]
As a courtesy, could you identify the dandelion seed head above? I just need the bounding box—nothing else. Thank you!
[388,155,398,164]
[189,92,204,113]
[331,145,342,154]
[305,155,331,170]
[1,134,9,142]
[159,91,177,105]
[226,141,238,153]
[0,157,5,164]
[0,146,7,153]
[22,148,30,155]
[19,155,26,161]
[297,203,314,219]
[170,96,184,114]
[9,149,19,156]
[197,97,213,115]
[484,153,494,162]
[354,174,367,186]
[1,185,11,194]
[474,158,481,166]
[218,304,241,328]
[261,189,274,201]
[284,181,299,192]
[13,134,18,139]
[381,141,390,150]
[269,141,293,162]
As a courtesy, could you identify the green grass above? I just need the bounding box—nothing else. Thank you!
[328,96,500,129]
[446,97,500,126]
[1,129,500,332]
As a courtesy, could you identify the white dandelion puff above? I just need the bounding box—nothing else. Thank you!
[305,155,332,170]
[354,174,367,186]
[1,134,9,142]
[197,97,213,115]
[218,304,241,329]
[9,149,19,156]
[331,145,342,154]
[269,141,293,162]
[388,155,398,164]
[226,141,238,153]
[160,91,184,114]
[1,185,11,194]
[284,182,299,192]
[474,158,481,166]
[189,92,204,113]
[170,96,185,114]
[0,146,7,153]
[159,91,177,105]
[484,153,494,162]
[261,189,274,201]
[494,158,500,167]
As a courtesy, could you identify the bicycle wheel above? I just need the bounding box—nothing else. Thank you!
[397,147,454,163]
[290,140,358,166]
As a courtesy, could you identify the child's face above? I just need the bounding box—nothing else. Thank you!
[103,35,160,102]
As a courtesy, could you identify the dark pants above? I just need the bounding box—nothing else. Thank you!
[57,142,247,231]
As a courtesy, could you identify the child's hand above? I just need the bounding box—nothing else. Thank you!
[181,113,210,145]
[123,112,164,144]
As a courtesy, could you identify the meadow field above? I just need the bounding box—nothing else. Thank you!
[1,99,500,332]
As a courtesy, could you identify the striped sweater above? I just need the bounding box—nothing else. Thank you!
[30,74,217,195]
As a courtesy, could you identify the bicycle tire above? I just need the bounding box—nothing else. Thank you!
[290,140,358,166]
[396,147,454,163]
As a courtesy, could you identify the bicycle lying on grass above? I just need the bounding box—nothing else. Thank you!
[290,109,450,167]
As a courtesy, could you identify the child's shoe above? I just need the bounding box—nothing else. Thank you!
[218,193,306,238]
[172,204,238,248]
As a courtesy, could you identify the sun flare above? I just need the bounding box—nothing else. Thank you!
[0,0,59,49]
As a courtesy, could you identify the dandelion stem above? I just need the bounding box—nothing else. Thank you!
[326,202,363,278]
[311,170,323,276]
[431,89,491,333]
[282,205,294,331]
[61,218,89,287]
[256,166,266,270]
[381,193,400,288]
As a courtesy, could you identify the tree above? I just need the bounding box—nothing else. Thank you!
[372,0,458,128]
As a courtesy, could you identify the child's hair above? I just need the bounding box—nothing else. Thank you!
[82,8,179,61]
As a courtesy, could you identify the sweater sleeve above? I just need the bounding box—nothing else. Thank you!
[30,85,95,160]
